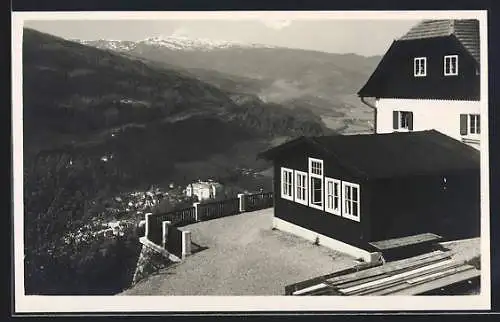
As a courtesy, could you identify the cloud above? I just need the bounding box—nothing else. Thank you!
[262,19,292,30]
[170,27,190,37]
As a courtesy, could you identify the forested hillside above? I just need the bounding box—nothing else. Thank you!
[22,28,334,294]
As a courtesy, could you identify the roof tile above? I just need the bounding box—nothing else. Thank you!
[400,19,480,64]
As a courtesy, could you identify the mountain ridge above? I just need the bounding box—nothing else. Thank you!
[75,35,380,128]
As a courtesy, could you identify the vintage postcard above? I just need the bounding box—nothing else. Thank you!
[11,10,490,313]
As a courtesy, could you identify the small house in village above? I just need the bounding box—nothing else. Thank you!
[185,180,224,201]
[358,19,481,150]
[259,130,480,262]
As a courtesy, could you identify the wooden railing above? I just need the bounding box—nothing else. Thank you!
[144,191,274,250]
[146,207,196,245]
[244,191,274,212]
[198,198,240,221]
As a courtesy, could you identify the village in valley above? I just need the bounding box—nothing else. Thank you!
[19,15,485,300]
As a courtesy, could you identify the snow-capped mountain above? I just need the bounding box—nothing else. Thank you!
[77,35,276,52]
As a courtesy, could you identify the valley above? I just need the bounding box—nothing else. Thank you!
[80,35,380,134]
[22,28,379,295]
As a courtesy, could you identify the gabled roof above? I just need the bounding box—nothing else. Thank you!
[259,130,479,179]
[399,19,480,64]
[357,19,480,98]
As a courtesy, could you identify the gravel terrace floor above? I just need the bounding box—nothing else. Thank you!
[121,208,357,295]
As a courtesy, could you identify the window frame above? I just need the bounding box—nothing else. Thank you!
[280,167,294,201]
[294,170,308,206]
[394,110,413,131]
[444,55,459,76]
[308,157,324,210]
[341,181,361,222]
[413,57,427,77]
[325,177,341,216]
[400,111,412,129]
[469,114,481,135]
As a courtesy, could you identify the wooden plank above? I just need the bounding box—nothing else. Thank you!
[369,233,442,251]
[292,283,329,295]
[336,273,393,289]
[301,286,343,296]
[324,250,450,287]
[348,264,467,296]
[285,261,381,295]
[354,264,473,296]
[406,265,475,284]
[339,259,455,295]
[389,269,480,295]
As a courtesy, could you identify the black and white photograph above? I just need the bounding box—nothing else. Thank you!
[11,10,490,313]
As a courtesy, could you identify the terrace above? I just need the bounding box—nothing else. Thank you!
[122,208,357,295]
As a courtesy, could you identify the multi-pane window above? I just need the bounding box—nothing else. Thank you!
[342,182,360,222]
[444,55,458,76]
[325,177,341,216]
[414,57,427,77]
[308,158,323,210]
[469,114,480,134]
[281,167,294,201]
[310,160,323,175]
[294,170,308,205]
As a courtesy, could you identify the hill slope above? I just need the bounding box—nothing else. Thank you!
[24,28,332,150]
[79,37,380,132]
[22,28,336,295]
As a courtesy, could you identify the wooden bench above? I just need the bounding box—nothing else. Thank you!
[369,233,443,251]
[369,233,443,261]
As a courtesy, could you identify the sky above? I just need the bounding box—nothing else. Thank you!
[23,19,420,56]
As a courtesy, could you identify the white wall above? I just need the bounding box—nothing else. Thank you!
[376,98,480,148]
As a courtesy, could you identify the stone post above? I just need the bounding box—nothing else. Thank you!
[145,213,152,240]
[162,220,171,249]
[182,230,192,259]
[237,193,246,212]
[193,202,200,221]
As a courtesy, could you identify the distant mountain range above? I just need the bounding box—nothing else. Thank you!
[78,35,277,52]
[76,37,381,121]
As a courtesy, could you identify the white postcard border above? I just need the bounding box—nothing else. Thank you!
[11,10,491,313]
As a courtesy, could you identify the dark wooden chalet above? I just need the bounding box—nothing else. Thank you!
[358,19,480,100]
[259,130,480,253]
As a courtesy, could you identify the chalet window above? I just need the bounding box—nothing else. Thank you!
[294,170,308,205]
[460,114,480,135]
[281,167,294,201]
[413,57,427,77]
[342,181,360,222]
[325,177,341,216]
[308,158,323,210]
[444,55,458,76]
[393,111,413,131]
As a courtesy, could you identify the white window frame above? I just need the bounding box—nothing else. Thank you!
[325,177,341,216]
[308,158,324,210]
[341,181,360,222]
[444,55,458,76]
[469,114,480,135]
[414,57,427,77]
[280,167,294,201]
[294,170,308,206]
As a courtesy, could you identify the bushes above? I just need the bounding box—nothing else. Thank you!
[23,151,145,295]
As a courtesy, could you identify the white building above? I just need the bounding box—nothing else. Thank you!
[358,19,481,150]
[185,180,224,201]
